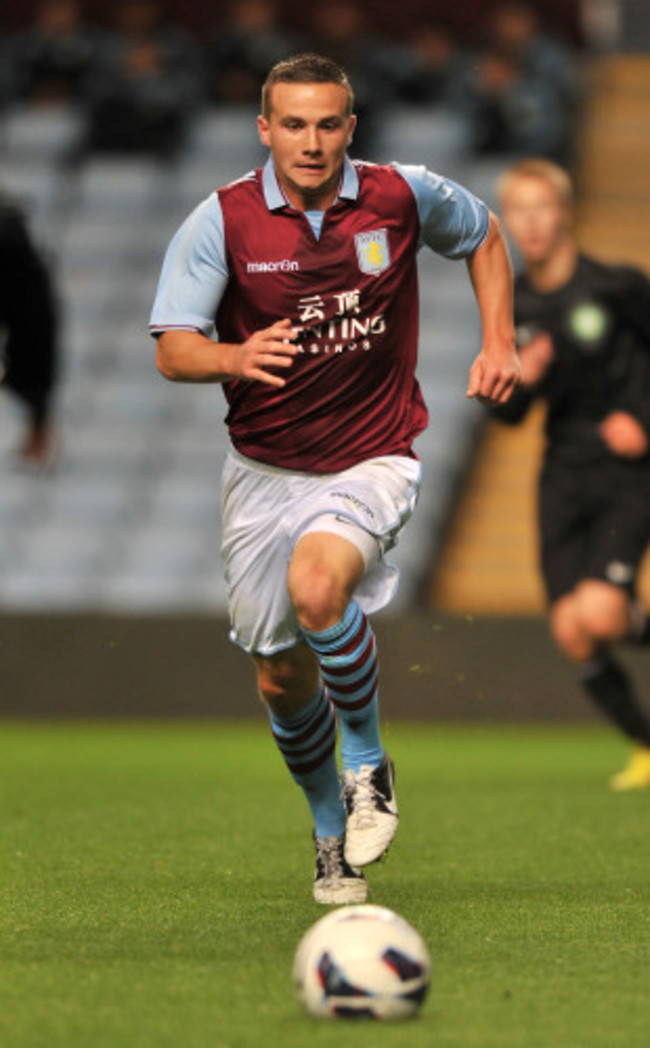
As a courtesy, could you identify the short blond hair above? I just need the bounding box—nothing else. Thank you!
[497,158,574,209]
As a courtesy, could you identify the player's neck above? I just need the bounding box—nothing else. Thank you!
[526,238,578,293]
[285,184,337,212]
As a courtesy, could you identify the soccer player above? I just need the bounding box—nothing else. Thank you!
[151,53,520,902]
[0,192,59,466]
[496,158,650,790]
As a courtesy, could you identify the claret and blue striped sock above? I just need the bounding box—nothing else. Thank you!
[267,686,345,839]
[303,601,384,774]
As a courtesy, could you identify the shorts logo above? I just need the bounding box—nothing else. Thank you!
[354,229,390,276]
[605,560,634,585]
[330,491,375,520]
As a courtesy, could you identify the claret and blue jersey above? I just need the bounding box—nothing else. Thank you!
[150,157,489,473]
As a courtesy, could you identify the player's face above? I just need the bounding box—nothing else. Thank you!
[258,82,356,211]
[500,176,572,265]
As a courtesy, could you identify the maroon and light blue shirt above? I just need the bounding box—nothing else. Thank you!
[150,157,489,473]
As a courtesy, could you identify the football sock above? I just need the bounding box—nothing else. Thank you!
[303,601,383,773]
[579,652,650,746]
[268,686,345,839]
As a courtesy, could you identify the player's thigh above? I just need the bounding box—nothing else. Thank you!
[289,454,421,620]
[585,487,650,593]
[287,530,369,629]
[221,452,299,654]
[539,466,596,604]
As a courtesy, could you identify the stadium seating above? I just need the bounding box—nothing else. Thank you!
[0,103,485,613]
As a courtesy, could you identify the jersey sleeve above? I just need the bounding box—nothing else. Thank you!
[149,192,229,338]
[610,266,650,433]
[614,265,650,345]
[392,163,490,259]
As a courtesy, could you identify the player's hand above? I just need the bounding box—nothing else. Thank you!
[231,319,299,388]
[599,411,649,458]
[466,342,522,405]
[518,332,554,387]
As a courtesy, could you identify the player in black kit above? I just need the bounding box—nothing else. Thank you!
[0,193,59,466]
[496,158,650,790]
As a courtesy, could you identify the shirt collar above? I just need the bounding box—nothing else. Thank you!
[262,156,359,211]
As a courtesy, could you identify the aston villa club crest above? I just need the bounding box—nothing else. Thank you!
[354,229,391,275]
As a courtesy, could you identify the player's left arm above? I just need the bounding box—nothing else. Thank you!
[465,213,521,406]
[394,164,520,405]
[599,265,650,455]
[615,265,650,343]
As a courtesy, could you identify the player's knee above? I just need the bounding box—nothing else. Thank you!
[574,583,629,644]
[288,563,347,633]
[550,597,590,660]
[579,604,627,644]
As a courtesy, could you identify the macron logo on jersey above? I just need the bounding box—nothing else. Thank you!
[246,259,300,273]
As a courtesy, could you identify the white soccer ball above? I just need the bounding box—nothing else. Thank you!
[293,904,431,1020]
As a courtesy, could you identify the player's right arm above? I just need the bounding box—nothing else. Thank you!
[489,328,553,426]
[150,193,297,387]
[516,330,554,387]
[156,321,298,387]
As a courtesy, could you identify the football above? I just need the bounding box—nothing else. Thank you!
[293,904,431,1020]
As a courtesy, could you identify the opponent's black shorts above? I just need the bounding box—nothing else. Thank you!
[539,461,650,604]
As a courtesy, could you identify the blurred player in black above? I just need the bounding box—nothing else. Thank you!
[496,158,650,790]
[0,193,59,466]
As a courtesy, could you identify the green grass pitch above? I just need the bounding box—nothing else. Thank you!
[1,720,650,1047]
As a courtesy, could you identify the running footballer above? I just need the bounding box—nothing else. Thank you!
[496,158,650,790]
[150,54,520,902]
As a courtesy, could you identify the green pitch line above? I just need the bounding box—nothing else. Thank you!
[0,722,649,1048]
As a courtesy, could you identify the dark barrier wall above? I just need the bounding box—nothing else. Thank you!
[2,0,584,45]
[3,612,645,723]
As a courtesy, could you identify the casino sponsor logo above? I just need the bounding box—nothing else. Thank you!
[293,288,386,355]
[354,229,391,276]
[246,259,300,273]
[567,302,609,350]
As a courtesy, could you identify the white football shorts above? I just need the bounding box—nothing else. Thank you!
[220,447,422,655]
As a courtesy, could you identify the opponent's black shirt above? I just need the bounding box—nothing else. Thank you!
[494,254,650,477]
[0,197,58,423]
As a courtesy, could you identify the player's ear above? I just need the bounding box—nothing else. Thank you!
[257,114,271,147]
[347,114,357,146]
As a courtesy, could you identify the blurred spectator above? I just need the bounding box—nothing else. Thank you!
[208,0,303,105]
[84,0,204,157]
[397,22,466,107]
[8,0,102,106]
[0,193,59,468]
[451,1,579,163]
[0,33,17,109]
[490,0,577,97]
[306,2,413,156]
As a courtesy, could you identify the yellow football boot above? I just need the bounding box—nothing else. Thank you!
[610,746,650,791]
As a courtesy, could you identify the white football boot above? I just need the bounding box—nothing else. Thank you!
[342,755,398,867]
[313,834,368,905]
